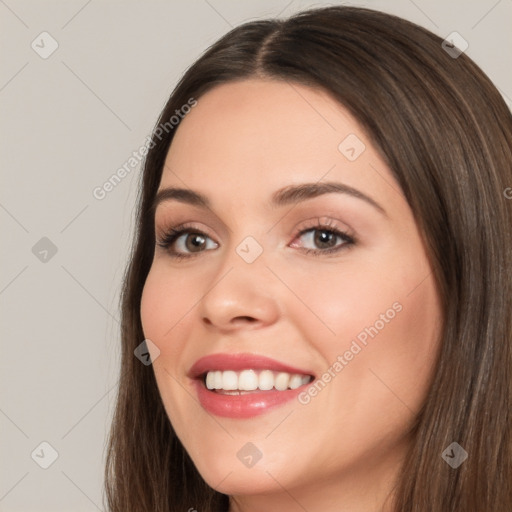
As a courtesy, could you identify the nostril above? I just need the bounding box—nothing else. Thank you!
[202,315,257,327]
[237,316,255,322]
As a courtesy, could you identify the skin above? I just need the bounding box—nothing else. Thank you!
[140,79,443,512]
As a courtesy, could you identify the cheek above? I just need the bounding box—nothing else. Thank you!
[285,249,441,415]
[140,264,204,353]
[283,243,440,359]
[366,271,442,393]
[140,266,203,426]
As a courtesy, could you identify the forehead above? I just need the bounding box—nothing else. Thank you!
[159,79,400,215]
[165,79,355,166]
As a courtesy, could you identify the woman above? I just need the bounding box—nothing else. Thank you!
[104,5,512,511]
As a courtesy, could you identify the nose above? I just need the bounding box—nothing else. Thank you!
[198,254,281,333]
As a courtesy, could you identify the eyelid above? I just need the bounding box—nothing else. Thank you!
[293,216,355,239]
[155,222,218,256]
[155,216,356,259]
[155,221,214,242]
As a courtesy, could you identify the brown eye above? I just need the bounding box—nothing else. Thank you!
[183,233,208,252]
[295,227,353,255]
[312,230,338,249]
[157,227,218,259]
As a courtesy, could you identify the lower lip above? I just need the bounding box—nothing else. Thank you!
[193,379,309,418]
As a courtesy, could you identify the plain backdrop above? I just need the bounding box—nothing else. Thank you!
[1,1,511,510]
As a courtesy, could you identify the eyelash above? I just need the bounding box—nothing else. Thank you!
[156,220,355,261]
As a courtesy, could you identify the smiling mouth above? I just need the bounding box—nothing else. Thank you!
[202,369,314,393]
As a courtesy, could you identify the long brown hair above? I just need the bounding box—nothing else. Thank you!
[104,6,512,511]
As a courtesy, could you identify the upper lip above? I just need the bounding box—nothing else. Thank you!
[188,353,315,379]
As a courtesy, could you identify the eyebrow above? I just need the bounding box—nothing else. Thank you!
[152,181,387,216]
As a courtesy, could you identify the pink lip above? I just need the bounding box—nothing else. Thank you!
[188,353,315,419]
[188,353,313,378]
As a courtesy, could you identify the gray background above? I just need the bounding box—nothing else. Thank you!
[1,0,510,510]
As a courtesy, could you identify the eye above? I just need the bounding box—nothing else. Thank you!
[291,222,355,257]
[156,224,218,260]
[156,219,355,260]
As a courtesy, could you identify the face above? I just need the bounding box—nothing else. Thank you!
[140,79,442,509]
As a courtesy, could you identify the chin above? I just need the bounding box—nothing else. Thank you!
[187,446,298,496]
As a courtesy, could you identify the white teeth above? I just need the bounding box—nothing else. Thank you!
[204,369,312,391]
[238,370,258,390]
[222,370,238,390]
[213,371,223,389]
[274,372,290,391]
[205,371,215,390]
[289,374,303,389]
[258,370,274,390]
